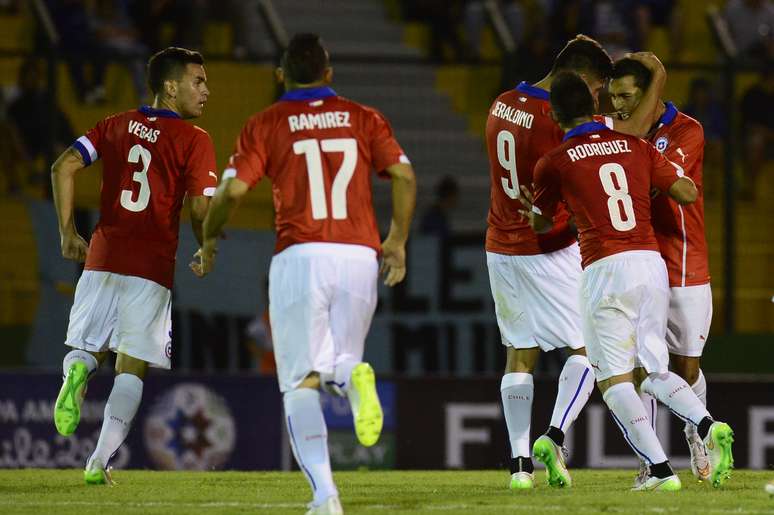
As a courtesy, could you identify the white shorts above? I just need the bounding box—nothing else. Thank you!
[580,251,670,381]
[269,243,378,393]
[486,243,584,352]
[666,283,713,357]
[65,271,172,369]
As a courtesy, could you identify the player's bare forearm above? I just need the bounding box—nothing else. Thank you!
[614,52,666,137]
[188,196,210,247]
[667,177,697,205]
[51,147,84,236]
[202,178,246,246]
[384,163,416,244]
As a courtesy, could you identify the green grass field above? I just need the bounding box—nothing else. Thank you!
[0,469,771,514]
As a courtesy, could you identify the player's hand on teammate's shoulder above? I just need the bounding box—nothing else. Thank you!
[380,237,407,287]
[60,232,89,262]
[624,51,665,75]
[190,240,217,278]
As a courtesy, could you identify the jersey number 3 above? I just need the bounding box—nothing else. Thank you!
[120,144,152,212]
[599,163,636,231]
[294,138,357,220]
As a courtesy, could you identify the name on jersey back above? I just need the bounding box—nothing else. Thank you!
[128,120,160,143]
[566,139,632,162]
[490,101,534,129]
[288,111,351,133]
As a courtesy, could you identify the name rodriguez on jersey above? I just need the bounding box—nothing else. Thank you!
[288,111,352,133]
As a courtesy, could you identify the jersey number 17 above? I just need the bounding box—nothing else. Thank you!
[294,138,357,220]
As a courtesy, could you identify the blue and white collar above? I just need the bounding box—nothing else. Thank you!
[563,121,609,141]
[515,81,550,101]
[656,101,678,127]
[280,86,337,101]
[139,105,181,119]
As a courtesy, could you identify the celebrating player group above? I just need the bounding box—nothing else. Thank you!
[47,29,730,515]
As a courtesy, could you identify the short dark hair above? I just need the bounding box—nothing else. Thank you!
[611,58,652,91]
[147,47,204,96]
[550,71,594,125]
[551,35,613,80]
[281,33,329,84]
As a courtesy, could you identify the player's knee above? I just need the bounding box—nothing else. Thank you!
[669,354,700,385]
[298,372,321,390]
[505,347,539,373]
[114,353,148,379]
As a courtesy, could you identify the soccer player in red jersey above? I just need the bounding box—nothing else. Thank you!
[51,47,217,484]
[605,57,713,482]
[192,34,416,514]
[524,72,734,491]
[485,35,666,489]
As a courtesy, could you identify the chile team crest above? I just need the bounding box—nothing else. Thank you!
[143,383,236,470]
[655,136,669,153]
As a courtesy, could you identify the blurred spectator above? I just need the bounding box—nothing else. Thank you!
[243,280,275,376]
[225,0,267,60]
[420,176,460,237]
[502,28,553,87]
[94,0,148,101]
[130,0,207,53]
[0,91,28,195]
[47,0,107,104]
[632,0,683,60]
[739,67,774,200]
[7,58,75,194]
[724,0,774,63]
[682,77,727,198]
[402,0,467,62]
[464,0,530,62]
[577,0,635,59]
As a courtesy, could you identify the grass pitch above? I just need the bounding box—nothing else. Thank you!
[0,469,771,514]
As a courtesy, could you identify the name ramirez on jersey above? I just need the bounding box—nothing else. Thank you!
[288,111,351,132]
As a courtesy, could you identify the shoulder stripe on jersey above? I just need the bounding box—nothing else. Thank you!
[73,136,98,166]
[677,205,687,287]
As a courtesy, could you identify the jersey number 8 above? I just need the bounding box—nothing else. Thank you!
[599,163,636,231]
[294,138,357,220]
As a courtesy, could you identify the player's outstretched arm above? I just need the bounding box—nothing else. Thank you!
[51,147,89,262]
[610,52,666,137]
[380,162,416,287]
[191,176,248,277]
[667,177,697,205]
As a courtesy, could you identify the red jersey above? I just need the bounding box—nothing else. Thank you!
[485,82,577,255]
[73,106,218,289]
[532,122,685,268]
[648,104,710,286]
[226,86,408,254]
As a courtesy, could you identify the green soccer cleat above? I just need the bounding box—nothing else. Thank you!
[84,459,114,486]
[509,471,534,490]
[704,421,734,488]
[533,435,572,488]
[631,474,682,492]
[54,361,89,436]
[348,362,383,447]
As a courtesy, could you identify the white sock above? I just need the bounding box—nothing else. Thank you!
[284,388,337,505]
[639,391,658,431]
[321,359,359,397]
[641,372,710,426]
[549,354,594,432]
[88,373,143,468]
[501,372,533,458]
[685,370,707,435]
[62,349,98,379]
[602,382,668,465]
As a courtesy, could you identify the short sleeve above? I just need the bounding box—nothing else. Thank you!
[367,109,409,176]
[72,118,108,166]
[184,129,218,197]
[532,156,562,218]
[648,143,685,193]
[223,116,268,189]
